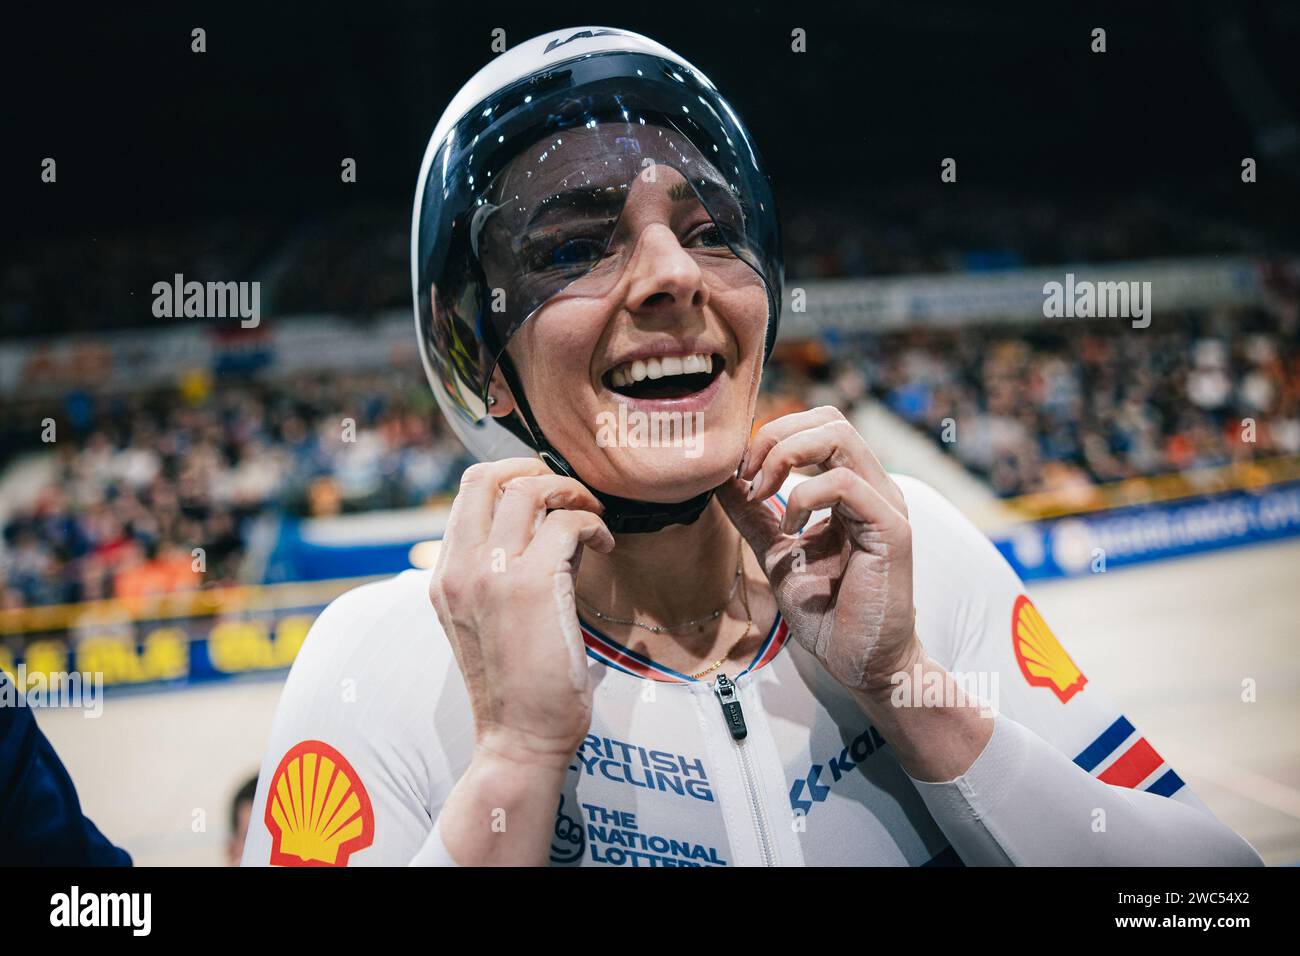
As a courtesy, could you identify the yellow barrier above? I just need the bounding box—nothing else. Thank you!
[998,455,1300,522]
[0,575,391,690]
[0,575,384,637]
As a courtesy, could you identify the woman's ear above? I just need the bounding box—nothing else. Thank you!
[486,364,518,418]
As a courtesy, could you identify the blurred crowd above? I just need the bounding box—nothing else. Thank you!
[779,187,1276,280]
[856,304,1300,497]
[2,185,1297,609]
[2,191,1280,337]
[0,221,279,340]
[270,205,410,320]
[6,301,1297,609]
[1,370,472,610]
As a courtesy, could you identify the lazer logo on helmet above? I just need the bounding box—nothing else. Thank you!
[543,28,625,55]
[572,734,714,801]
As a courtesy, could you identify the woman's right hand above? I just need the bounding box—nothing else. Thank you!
[430,458,614,773]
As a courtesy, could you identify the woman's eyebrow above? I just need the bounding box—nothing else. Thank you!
[524,185,627,228]
[676,177,743,213]
[520,172,735,229]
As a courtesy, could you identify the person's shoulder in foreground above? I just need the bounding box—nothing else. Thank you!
[0,672,131,865]
[241,567,470,867]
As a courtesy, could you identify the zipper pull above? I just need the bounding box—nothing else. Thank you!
[712,673,748,740]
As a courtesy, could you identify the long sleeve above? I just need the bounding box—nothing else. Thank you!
[911,712,1261,865]
[409,812,461,866]
[896,474,1263,866]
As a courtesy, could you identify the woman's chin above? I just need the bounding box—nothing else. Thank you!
[587,448,741,503]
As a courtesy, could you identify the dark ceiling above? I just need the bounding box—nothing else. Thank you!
[5,1,1299,234]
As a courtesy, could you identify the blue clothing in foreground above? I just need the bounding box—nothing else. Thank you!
[0,674,131,866]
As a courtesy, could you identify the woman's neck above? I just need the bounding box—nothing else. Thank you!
[574,496,745,631]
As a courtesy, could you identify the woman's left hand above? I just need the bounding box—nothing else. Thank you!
[718,406,921,695]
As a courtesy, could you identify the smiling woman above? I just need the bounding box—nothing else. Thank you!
[483,122,767,499]
[244,26,1262,871]
[411,27,782,530]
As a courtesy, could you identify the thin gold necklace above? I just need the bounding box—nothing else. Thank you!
[576,538,754,680]
[690,555,754,679]
[576,538,743,634]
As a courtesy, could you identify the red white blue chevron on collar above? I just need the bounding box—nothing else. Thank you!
[578,491,791,683]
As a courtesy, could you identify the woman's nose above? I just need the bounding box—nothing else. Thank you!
[622,223,711,315]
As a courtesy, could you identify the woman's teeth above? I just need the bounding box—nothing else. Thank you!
[609,353,714,388]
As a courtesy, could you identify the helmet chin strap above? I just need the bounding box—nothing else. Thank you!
[495,356,717,534]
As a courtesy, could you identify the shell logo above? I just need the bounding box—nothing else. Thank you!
[265,740,375,867]
[1011,595,1087,703]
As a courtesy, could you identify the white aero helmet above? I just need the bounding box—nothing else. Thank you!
[412,27,782,532]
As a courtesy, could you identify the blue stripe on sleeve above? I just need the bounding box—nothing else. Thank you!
[1146,768,1185,798]
[1073,716,1135,772]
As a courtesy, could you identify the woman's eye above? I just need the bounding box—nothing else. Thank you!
[522,233,608,272]
[687,223,729,248]
[548,237,607,267]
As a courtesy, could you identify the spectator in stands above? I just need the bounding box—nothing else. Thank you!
[226,775,259,866]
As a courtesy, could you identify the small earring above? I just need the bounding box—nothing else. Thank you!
[487,395,498,407]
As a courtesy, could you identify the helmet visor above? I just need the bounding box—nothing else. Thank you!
[414,50,782,456]
[472,121,764,353]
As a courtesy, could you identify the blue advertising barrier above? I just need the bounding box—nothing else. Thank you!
[263,519,420,583]
[992,481,1300,581]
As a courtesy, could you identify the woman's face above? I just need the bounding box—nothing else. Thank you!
[488,123,769,503]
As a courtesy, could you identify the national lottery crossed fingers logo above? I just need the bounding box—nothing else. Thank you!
[550,794,586,864]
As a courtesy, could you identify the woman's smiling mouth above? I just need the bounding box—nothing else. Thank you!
[602,351,725,401]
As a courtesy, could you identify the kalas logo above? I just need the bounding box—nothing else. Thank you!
[790,725,888,815]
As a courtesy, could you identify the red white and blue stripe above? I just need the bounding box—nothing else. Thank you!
[578,491,793,683]
[1073,715,1186,797]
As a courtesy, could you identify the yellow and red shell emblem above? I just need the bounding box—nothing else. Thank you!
[1011,595,1087,703]
[265,740,374,867]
